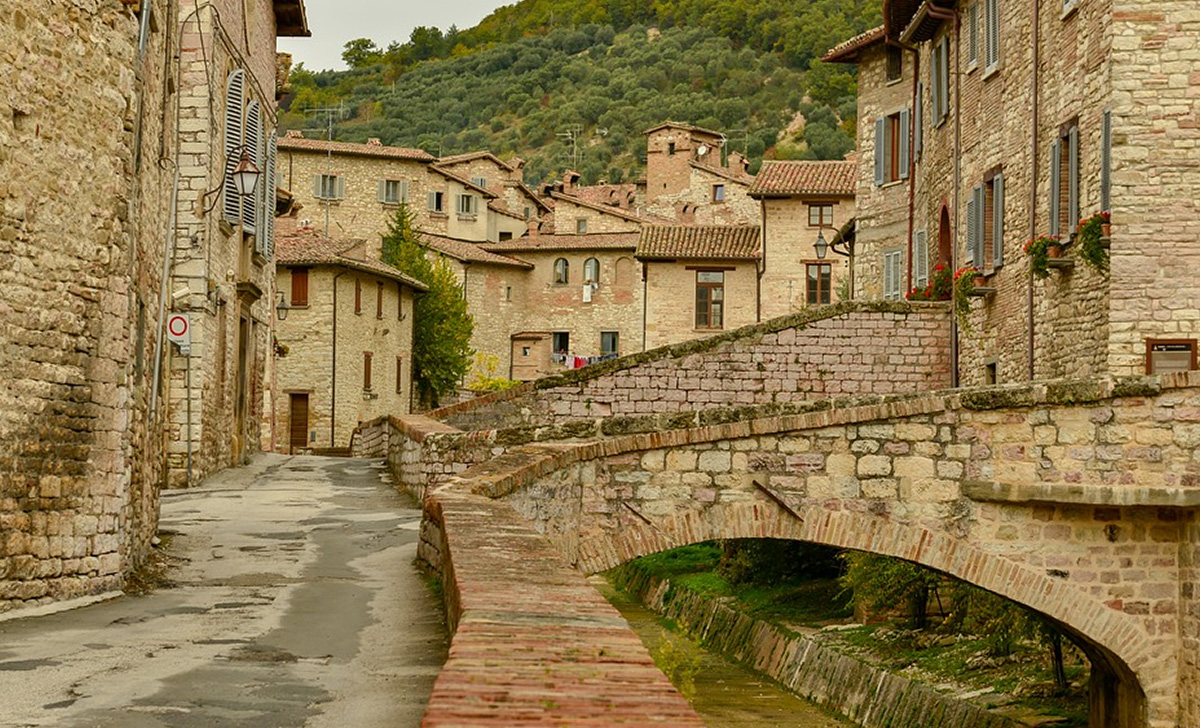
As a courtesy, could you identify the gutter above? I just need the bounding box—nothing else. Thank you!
[1027,0,1040,381]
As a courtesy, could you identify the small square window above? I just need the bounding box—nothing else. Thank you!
[576,218,588,234]
[712,184,725,202]
[886,46,903,82]
[808,204,834,227]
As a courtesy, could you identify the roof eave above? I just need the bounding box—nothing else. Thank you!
[273,0,310,37]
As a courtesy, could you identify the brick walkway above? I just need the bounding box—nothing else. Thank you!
[421,489,704,726]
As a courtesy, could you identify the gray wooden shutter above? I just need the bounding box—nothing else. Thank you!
[899,109,911,179]
[243,100,261,239]
[992,173,1005,268]
[400,180,410,203]
[265,137,277,259]
[313,174,322,199]
[874,118,886,186]
[1101,110,1112,211]
[966,192,978,266]
[968,3,978,65]
[976,185,987,265]
[914,83,923,159]
[336,176,346,200]
[378,180,388,202]
[940,38,951,118]
[1049,139,1061,236]
[222,70,245,224]
[427,191,438,211]
[986,0,1000,70]
[1068,125,1080,231]
[930,46,941,123]
[915,230,929,287]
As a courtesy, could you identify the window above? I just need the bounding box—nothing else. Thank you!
[471,176,487,188]
[806,263,832,305]
[376,281,384,318]
[886,45,903,82]
[695,270,724,329]
[601,331,619,356]
[931,36,951,126]
[378,179,408,205]
[553,258,569,284]
[913,230,929,287]
[1063,0,1079,14]
[808,204,834,227]
[1049,124,1079,236]
[290,268,309,306]
[523,206,532,220]
[883,250,903,300]
[396,357,404,394]
[552,331,570,354]
[505,285,512,301]
[398,284,404,320]
[456,194,478,216]
[363,352,373,391]
[576,218,588,234]
[583,257,600,284]
[354,278,362,314]
[967,173,1004,269]
[314,173,343,200]
[966,3,979,67]
[874,110,911,185]
[713,184,726,202]
[984,0,1001,72]
[427,191,445,213]
[668,142,676,156]
[499,231,513,242]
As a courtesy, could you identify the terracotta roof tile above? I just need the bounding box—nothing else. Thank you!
[276,229,428,290]
[642,121,724,138]
[420,233,534,268]
[821,25,886,63]
[483,233,640,252]
[572,183,638,209]
[749,160,857,197]
[548,191,647,223]
[435,151,514,170]
[692,160,755,186]
[636,225,761,261]
[277,136,435,162]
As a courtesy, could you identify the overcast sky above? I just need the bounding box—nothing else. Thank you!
[279,0,512,72]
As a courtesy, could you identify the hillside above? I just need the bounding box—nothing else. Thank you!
[283,1,879,187]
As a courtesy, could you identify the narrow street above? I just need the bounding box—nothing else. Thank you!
[0,455,446,728]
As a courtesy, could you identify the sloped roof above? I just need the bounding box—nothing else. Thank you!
[642,121,724,138]
[636,225,761,261]
[273,0,309,37]
[749,160,857,198]
[428,166,497,198]
[276,229,428,290]
[822,25,886,63]
[692,160,755,186]
[277,135,435,162]
[420,233,534,268]
[435,151,515,171]
[483,233,640,252]
[549,191,646,223]
[572,183,638,209]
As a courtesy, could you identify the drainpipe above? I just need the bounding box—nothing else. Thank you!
[757,200,766,321]
[1027,0,1040,381]
[926,3,962,387]
[897,40,920,295]
[330,270,347,447]
[641,261,648,351]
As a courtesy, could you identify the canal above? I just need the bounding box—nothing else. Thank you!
[593,577,852,728]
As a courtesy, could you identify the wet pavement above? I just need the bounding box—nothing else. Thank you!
[0,454,446,728]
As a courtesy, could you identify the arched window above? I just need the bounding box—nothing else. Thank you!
[583,257,600,284]
[553,258,569,285]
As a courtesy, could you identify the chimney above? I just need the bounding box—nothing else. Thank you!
[367,138,382,146]
[729,151,749,173]
[285,129,304,138]
[563,170,581,193]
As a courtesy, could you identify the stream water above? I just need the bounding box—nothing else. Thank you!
[593,577,852,728]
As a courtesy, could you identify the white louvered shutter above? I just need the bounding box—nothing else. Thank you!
[265,136,277,259]
[336,176,346,200]
[243,100,262,240]
[966,192,978,267]
[985,0,1000,70]
[427,191,438,211]
[222,70,245,224]
[914,83,923,160]
[899,109,911,180]
[874,118,886,186]
[915,230,929,287]
[400,180,410,203]
[992,174,1005,268]
[1068,126,1080,231]
[1101,111,1112,212]
[378,180,388,202]
[1049,140,1061,236]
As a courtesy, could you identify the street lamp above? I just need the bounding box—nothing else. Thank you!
[231,150,262,197]
[275,291,290,321]
[813,226,855,300]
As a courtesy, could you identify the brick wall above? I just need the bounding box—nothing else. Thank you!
[438,301,952,430]
[0,0,171,610]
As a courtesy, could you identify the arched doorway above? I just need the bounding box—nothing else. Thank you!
[938,204,953,266]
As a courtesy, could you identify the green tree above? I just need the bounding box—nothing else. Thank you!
[342,38,383,69]
[840,551,943,629]
[381,205,474,407]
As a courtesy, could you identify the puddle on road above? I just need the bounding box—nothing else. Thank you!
[595,579,851,728]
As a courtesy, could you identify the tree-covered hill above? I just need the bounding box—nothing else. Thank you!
[283,1,879,187]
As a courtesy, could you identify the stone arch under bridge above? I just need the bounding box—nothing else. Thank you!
[417,375,1200,728]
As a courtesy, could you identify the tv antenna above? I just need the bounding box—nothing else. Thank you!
[302,104,348,237]
[556,124,583,169]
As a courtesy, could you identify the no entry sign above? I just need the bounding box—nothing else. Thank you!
[167,313,191,351]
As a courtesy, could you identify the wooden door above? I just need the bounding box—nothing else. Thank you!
[288,393,308,454]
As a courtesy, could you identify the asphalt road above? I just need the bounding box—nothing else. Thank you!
[0,454,447,728]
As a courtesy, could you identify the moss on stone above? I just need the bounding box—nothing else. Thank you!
[959,386,1039,411]
[1044,379,1108,406]
[493,426,539,447]
[1111,376,1161,399]
[601,415,651,436]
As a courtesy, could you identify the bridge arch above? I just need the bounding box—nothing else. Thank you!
[572,501,1151,728]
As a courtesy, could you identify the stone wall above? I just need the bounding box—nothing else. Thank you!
[759,196,854,320]
[0,0,171,610]
[611,563,1022,728]
[646,166,759,226]
[643,258,760,349]
[438,301,952,431]
[548,195,641,234]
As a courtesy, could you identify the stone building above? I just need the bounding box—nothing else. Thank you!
[827,0,1200,388]
[0,0,306,612]
[641,122,760,225]
[272,228,423,451]
[749,161,858,319]
[637,226,762,349]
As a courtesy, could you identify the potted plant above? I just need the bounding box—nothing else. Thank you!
[953,266,981,334]
[1023,234,1061,279]
[906,263,953,301]
[1075,211,1110,274]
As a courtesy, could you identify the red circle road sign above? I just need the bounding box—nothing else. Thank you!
[168,314,189,338]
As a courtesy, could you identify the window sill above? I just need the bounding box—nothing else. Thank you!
[879,180,905,189]
[885,76,904,86]
[381,201,406,208]
[966,61,978,74]
[982,64,1001,82]
[1061,2,1079,21]
[429,211,448,218]
[456,213,478,221]
[316,198,343,205]
[694,327,724,332]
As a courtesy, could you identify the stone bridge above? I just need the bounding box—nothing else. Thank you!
[354,305,1199,728]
